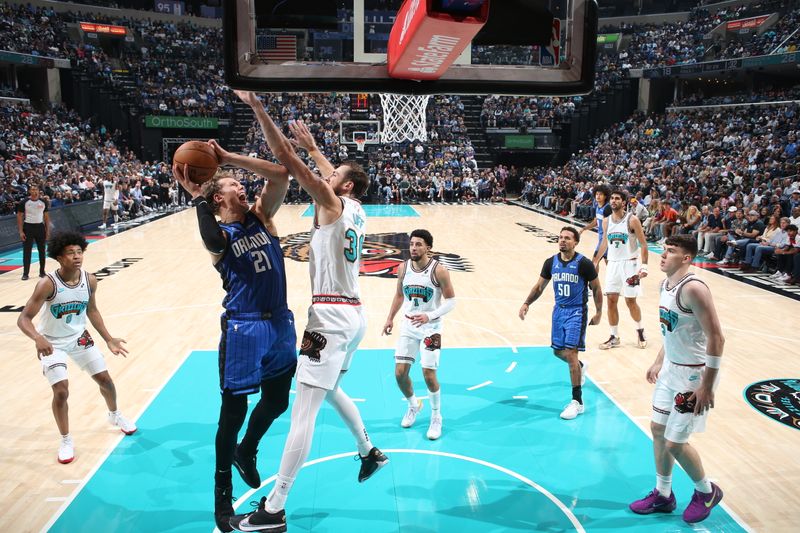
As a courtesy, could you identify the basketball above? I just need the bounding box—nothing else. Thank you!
[172,141,219,185]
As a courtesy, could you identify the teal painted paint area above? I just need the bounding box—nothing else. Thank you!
[50,347,746,532]
[302,204,420,217]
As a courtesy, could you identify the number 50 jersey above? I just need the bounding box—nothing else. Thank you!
[309,196,366,300]
[216,211,288,313]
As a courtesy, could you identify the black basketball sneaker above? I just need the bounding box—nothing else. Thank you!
[233,443,261,489]
[357,447,389,483]
[214,483,234,533]
[229,496,286,532]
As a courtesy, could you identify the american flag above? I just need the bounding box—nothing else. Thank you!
[256,34,297,62]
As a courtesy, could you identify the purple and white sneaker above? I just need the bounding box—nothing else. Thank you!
[629,488,677,515]
[683,483,723,524]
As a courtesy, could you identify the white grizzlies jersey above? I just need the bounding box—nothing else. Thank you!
[606,212,639,261]
[659,274,707,365]
[103,180,116,202]
[37,269,91,344]
[309,197,366,300]
[401,259,442,335]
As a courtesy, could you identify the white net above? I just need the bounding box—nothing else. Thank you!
[379,93,431,143]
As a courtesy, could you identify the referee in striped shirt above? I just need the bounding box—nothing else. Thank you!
[16,185,50,280]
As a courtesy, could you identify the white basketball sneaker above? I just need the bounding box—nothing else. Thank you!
[108,411,138,435]
[401,399,423,428]
[427,416,443,440]
[560,400,585,420]
[58,436,74,464]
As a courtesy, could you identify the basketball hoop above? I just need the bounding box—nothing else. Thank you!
[379,93,431,143]
[355,139,366,152]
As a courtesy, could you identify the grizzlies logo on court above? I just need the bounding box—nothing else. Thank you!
[744,379,800,431]
[280,232,472,278]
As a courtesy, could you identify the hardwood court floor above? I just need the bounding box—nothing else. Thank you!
[0,204,797,532]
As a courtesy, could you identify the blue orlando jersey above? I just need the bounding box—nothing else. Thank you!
[594,201,611,242]
[541,253,597,307]
[215,211,287,313]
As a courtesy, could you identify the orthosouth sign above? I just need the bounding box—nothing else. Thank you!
[145,116,219,129]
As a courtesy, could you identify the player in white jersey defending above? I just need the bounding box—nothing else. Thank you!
[99,175,117,230]
[382,229,456,440]
[593,189,649,350]
[17,231,136,464]
[229,91,387,533]
[629,234,725,524]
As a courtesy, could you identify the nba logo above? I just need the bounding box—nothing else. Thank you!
[541,19,561,67]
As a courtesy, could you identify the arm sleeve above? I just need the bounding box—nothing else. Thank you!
[192,197,227,254]
[16,201,25,214]
[579,257,598,282]
[539,257,553,279]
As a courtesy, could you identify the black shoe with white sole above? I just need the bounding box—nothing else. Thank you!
[357,447,389,483]
[229,497,286,532]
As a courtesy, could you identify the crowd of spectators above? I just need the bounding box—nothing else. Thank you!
[518,100,800,282]
[0,100,176,217]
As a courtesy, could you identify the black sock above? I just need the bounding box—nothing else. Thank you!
[572,386,583,404]
[215,469,232,487]
[579,361,584,368]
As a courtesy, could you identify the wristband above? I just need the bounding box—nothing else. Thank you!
[705,355,722,369]
[640,264,648,271]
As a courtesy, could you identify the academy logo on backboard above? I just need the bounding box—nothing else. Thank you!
[744,379,800,430]
[281,232,472,278]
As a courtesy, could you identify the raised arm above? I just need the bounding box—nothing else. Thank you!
[234,90,340,216]
[289,119,335,178]
[172,162,227,262]
[207,139,289,224]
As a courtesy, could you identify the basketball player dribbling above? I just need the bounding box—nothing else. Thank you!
[629,235,724,524]
[17,231,136,464]
[593,189,650,350]
[519,227,603,419]
[229,91,387,533]
[173,138,297,532]
[382,229,456,440]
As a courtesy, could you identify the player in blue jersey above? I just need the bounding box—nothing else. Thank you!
[173,138,296,532]
[580,184,612,262]
[519,226,603,420]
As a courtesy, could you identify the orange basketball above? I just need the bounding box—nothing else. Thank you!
[173,141,219,185]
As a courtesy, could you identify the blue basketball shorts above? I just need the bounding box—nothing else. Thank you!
[551,305,587,352]
[218,309,298,395]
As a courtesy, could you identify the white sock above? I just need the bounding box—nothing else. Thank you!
[635,321,643,330]
[327,386,372,456]
[109,410,119,416]
[694,477,712,494]
[61,433,72,441]
[610,325,619,337]
[656,474,672,497]
[266,474,295,512]
[407,394,419,410]
[429,389,441,417]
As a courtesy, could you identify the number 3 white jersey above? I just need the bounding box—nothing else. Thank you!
[37,269,92,344]
[606,212,639,261]
[309,197,366,300]
[400,258,443,336]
